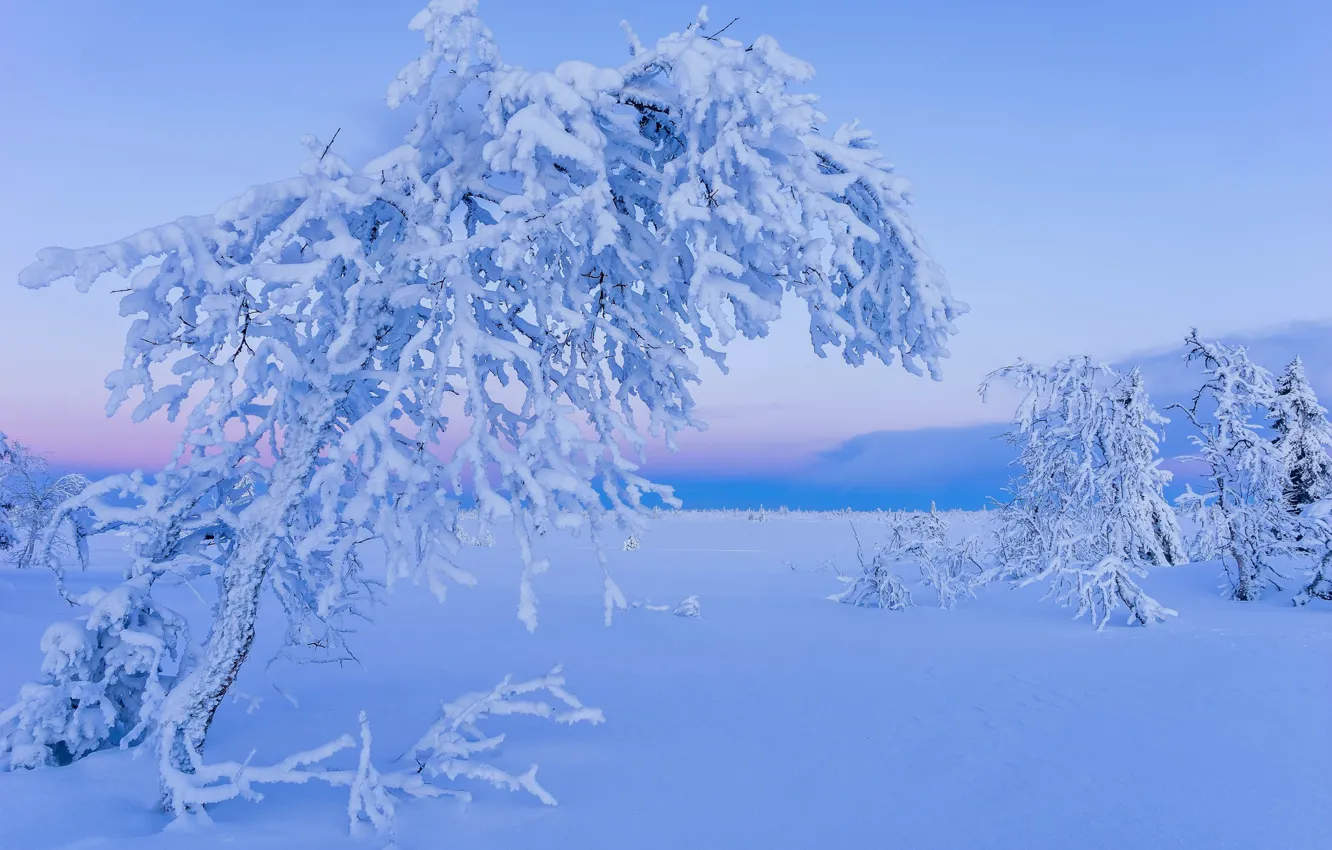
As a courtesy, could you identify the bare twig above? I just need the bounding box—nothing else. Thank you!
[703,17,739,41]
[319,128,342,163]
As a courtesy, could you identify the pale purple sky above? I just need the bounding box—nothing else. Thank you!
[2,0,1329,484]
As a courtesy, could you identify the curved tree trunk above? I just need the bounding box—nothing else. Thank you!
[156,401,334,813]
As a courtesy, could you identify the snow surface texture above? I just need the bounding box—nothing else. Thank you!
[1,511,1327,850]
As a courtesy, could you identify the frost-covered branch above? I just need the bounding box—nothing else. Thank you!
[156,667,601,839]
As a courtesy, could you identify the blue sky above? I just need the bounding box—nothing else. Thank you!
[1,0,1329,507]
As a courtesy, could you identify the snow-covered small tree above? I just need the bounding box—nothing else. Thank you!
[0,436,92,570]
[4,0,963,825]
[1269,357,1332,512]
[1108,370,1187,567]
[983,357,1180,628]
[1173,331,1292,601]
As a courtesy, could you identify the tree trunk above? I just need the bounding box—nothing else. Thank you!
[1231,546,1257,601]
[156,401,334,813]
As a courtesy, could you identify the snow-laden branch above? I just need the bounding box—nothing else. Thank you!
[156,666,602,840]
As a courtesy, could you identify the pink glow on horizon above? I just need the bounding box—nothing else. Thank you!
[7,397,836,477]
[3,406,180,471]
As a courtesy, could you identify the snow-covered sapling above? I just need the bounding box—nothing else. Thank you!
[4,0,962,826]
[984,358,1181,628]
[1173,331,1292,600]
[0,579,191,770]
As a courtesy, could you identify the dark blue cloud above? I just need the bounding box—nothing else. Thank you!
[661,322,1332,511]
[659,423,1013,511]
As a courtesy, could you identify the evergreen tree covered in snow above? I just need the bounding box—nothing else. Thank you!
[984,357,1181,629]
[3,0,963,822]
[1269,357,1332,511]
[1108,370,1187,567]
[1173,331,1293,601]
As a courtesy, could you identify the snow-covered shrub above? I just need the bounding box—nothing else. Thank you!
[916,531,990,609]
[1173,332,1292,600]
[984,358,1181,628]
[0,578,190,770]
[10,0,961,822]
[1295,549,1332,604]
[672,596,701,618]
[833,508,991,610]
[622,534,640,552]
[832,523,915,610]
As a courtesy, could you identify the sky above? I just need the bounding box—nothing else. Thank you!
[1,0,1329,507]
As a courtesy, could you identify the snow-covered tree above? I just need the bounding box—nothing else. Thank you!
[1108,370,1187,567]
[0,435,90,568]
[3,0,962,823]
[984,357,1180,629]
[1173,331,1292,601]
[1269,357,1332,512]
